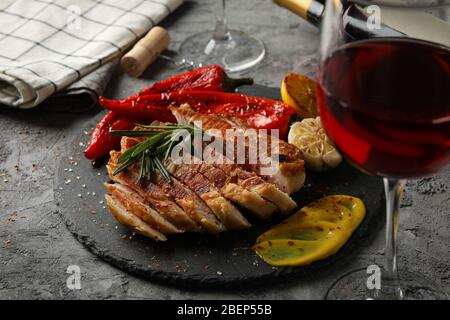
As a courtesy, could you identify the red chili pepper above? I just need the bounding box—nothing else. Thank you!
[84,111,135,160]
[99,91,294,139]
[86,67,253,160]
[136,65,253,96]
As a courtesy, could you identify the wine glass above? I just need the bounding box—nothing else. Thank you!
[317,0,450,299]
[179,0,265,73]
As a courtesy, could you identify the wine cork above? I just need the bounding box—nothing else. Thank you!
[121,26,171,77]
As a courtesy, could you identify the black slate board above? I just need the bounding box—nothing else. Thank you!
[55,85,384,288]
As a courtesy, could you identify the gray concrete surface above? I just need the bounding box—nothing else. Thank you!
[0,0,449,300]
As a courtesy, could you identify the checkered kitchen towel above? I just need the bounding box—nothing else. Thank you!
[0,0,183,109]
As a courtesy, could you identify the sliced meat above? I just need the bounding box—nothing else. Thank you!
[108,151,201,232]
[121,123,252,228]
[117,136,225,234]
[216,164,297,213]
[105,194,167,241]
[134,120,293,217]
[105,182,181,234]
[171,104,305,195]
[195,163,277,219]
[165,160,251,230]
[151,169,226,234]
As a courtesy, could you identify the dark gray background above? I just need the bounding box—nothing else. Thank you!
[0,0,448,299]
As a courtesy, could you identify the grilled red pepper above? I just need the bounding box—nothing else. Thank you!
[99,91,294,139]
[84,111,135,160]
[136,65,253,96]
[85,66,253,160]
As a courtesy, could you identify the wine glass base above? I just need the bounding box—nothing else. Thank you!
[324,268,449,300]
[179,30,265,73]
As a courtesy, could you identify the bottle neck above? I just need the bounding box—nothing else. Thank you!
[273,0,324,27]
[273,0,405,39]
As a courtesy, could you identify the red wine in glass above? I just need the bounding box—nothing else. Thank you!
[317,37,450,178]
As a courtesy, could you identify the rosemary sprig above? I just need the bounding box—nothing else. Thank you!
[110,124,202,182]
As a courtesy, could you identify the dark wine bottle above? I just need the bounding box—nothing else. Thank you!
[273,0,405,39]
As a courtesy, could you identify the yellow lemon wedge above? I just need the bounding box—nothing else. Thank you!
[253,195,366,267]
[281,73,318,118]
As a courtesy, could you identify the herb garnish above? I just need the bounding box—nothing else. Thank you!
[110,124,202,182]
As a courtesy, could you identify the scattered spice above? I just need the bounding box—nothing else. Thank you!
[6,212,17,222]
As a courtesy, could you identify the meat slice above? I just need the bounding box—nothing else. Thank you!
[215,164,297,213]
[194,163,277,219]
[171,104,305,195]
[105,194,167,241]
[151,170,226,234]
[116,136,225,234]
[121,123,256,226]
[130,121,255,226]
[108,151,201,232]
[165,160,251,230]
[147,120,294,216]
[104,182,181,234]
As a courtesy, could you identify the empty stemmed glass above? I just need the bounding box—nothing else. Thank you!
[179,0,265,72]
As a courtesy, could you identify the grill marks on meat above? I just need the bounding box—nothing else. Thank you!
[105,194,167,241]
[119,136,226,233]
[110,144,225,234]
[165,161,251,230]
[171,104,305,195]
[104,104,305,240]
[107,151,202,232]
[195,163,276,219]
[214,163,297,213]
[105,182,181,234]
[123,133,254,228]
[151,168,225,234]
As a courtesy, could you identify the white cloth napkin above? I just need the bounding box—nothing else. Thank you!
[0,0,183,109]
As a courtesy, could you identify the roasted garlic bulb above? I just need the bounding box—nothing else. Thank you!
[288,117,342,172]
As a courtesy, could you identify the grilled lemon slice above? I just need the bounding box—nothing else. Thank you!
[281,73,318,118]
[254,195,366,267]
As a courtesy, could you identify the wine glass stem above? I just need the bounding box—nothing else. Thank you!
[381,178,406,299]
[213,0,231,41]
